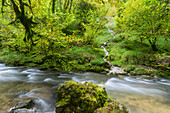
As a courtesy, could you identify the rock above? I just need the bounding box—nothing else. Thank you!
[10,108,36,113]
[108,67,127,76]
[129,71,137,76]
[140,75,151,79]
[107,73,110,76]
[123,66,136,73]
[13,100,34,109]
[89,66,105,73]
[119,72,128,75]
[95,98,129,113]
[9,99,35,113]
[118,75,124,80]
[129,67,152,76]
[104,69,110,72]
[55,81,129,113]
[55,81,108,113]
[99,61,112,68]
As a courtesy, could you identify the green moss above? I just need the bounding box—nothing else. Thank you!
[95,98,129,113]
[0,49,26,66]
[56,81,129,113]
[94,28,113,47]
[155,70,170,79]
[91,58,104,65]
[56,81,108,113]
[123,65,136,73]
[0,46,107,73]
[129,67,152,75]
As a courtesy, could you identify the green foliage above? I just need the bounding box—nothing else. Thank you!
[129,66,153,75]
[115,0,169,51]
[94,28,113,47]
[106,38,150,66]
[91,58,104,65]
[0,0,109,72]
[0,48,29,66]
[62,46,105,72]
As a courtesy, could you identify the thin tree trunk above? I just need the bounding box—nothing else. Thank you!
[151,43,158,51]
[148,39,158,51]
[52,0,56,13]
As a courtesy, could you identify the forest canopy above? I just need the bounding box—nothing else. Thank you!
[0,0,113,71]
[115,0,169,51]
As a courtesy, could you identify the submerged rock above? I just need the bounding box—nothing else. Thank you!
[108,67,127,76]
[140,75,151,79]
[9,99,36,113]
[118,75,124,80]
[10,108,36,113]
[56,81,129,113]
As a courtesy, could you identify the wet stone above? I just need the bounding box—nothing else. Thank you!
[118,75,124,80]
[9,99,35,113]
[10,108,36,113]
[95,98,129,113]
[140,75,151,79]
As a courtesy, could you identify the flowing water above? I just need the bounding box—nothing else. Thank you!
[0,63,170,113]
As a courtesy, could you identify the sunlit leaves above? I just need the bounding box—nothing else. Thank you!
[0,0,108,55]
[115,0,169,51]
[107,0,120,7]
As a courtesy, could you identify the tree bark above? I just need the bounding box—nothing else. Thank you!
[148,39,158,51]
[52,0,56,13]
[151,43,158,51]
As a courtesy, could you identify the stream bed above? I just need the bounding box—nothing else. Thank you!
[0,63,170,113]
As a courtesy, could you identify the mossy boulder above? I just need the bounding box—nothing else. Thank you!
[99,61,112,68]
[56,81,129,113]
[93,66,105,73]
[123,65,136,73]
[56,81,107,113]
[129,67,152,75]
[95,98,129,113]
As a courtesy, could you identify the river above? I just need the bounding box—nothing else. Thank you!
[0,63,170,113]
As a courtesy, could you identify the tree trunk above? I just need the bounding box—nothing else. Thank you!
[148,38,158,51]
[52,0,56,13]
[151,43,158,51]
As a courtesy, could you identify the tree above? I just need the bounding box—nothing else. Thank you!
[115,0,169,51]
[1,0,38,50]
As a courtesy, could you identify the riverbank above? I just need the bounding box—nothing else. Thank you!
[0,25,169,79]
[103,23,170,79]
[0,46,110,73]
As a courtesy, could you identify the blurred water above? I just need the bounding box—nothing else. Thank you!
[72,72,170,113]
[0,64,170,113]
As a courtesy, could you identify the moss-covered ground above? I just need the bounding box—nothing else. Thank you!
[100,23,170,79]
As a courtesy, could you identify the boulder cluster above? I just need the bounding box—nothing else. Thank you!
[56,81,128,113]
[10,81,128,113]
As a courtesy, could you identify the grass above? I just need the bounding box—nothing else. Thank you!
[104,32,170,78]
[94,27,114,47]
